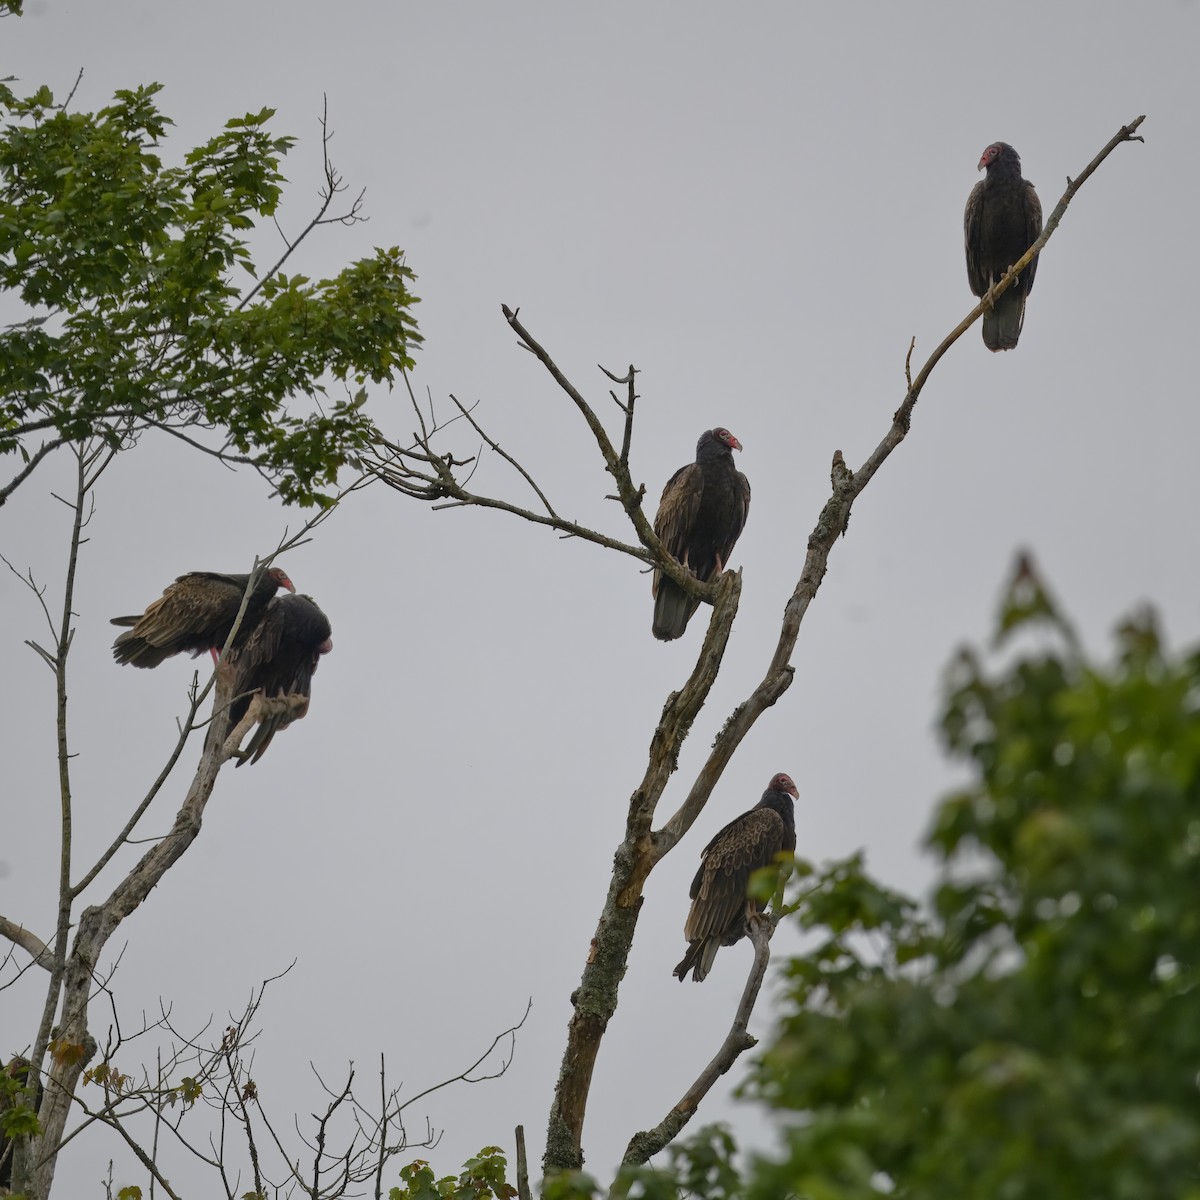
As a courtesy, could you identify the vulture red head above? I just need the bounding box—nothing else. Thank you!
[978,142,1018,172]
[768,772,799,800]
[709,427,743,453]
[267,567,297,594]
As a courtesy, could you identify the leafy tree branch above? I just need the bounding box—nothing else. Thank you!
[0,79,422,508]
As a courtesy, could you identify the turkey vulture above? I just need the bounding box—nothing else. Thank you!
[223,593,332,766]
[652,427,750,641]
[673,772,798,983]
[0,1056,41,1193]
[111,568,295,668]
[964,142,1043,351]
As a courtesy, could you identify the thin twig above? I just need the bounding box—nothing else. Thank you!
[620,917,773,1168]
[0,437,68,507]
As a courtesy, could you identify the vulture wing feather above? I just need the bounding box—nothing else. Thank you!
[111,570,292,668]
[653,464,705,569]
[225,595,332,765]
[683,808,789,944]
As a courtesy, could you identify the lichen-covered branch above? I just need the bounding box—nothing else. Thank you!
[542,574,742,1174]
[541,114,1147,1175]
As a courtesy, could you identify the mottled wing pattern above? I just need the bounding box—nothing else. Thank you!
[653,463,705,575]
[683,807,789,945]
[111,572,248,667]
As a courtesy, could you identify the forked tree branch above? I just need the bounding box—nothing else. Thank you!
[369,337,710,605]
[541,113,1146,1175]
[7,490,346,1199]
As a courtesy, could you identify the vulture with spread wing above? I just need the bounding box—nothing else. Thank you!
[652,427,750,641]
[964,141,1043,351]
[224,593,332,766]
[673,772,798,983]
[111,568,294,668]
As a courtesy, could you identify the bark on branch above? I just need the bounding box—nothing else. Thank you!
[7,498,340,1199]
[540,113,1146,1176]
[619,915,774,1170]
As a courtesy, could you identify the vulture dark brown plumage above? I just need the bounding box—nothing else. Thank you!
[224,593,332,766]
[673,772,798,983]
[111,568,295,668]
[651,427,750,641]
[964,141,1043,352]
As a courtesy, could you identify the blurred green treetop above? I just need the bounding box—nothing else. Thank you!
[747,557,1200,1199]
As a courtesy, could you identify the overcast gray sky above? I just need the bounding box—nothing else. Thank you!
[4,2,1198,1193]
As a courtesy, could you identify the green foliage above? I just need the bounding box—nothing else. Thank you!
[0,1074,39,1142]
[0,80,421,506]
[390,1146,517,1200]
[748,560,1200,1199]
[545,1125,743,1200]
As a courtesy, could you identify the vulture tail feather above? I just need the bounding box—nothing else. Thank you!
[982,289,1026,352]
[653,579,697,642]
[673,938,718,983]
[111,634,169,668]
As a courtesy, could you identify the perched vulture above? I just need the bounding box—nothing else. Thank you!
[111,568,295,668]
[224,593,332,766]
[673,772,798,983]
[651,427,750,641]
[0,1056,41,1193]
[964,141,1043,351]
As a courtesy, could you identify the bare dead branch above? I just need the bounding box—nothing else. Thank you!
[448,392,560,519]
[620,917,773,1168]
[239,97,368,312]
[75,1105,184,1200]
[0,436,69,507]
[370,374,714,604]
[543,572,741,1172]
[398,999,532,1116]
[542,113,1147,1174]
[0,553,56,644]
[0,917,53,970]
[516,1124,531,1200]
